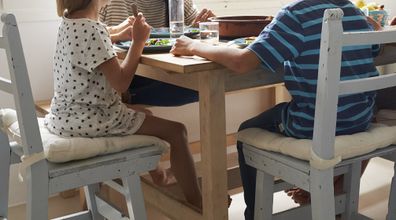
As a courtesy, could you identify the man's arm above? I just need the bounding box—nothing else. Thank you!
[184,0,199,26]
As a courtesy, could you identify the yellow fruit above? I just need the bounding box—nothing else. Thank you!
[366,2,379,11]
[354,0,366,8]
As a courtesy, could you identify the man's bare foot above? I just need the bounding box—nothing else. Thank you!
[285,160,370,205]
[285,177,344,205]
[284,187,310,204]
[288,188,311,205]
[149,168,177,186]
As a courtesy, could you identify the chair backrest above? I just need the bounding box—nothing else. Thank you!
[0,13,43,157]
[313,8,396,162]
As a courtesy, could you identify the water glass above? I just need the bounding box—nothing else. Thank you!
[199,22,219,45]
[169,0,184,40]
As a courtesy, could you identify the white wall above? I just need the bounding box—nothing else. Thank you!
[195,0,395,17]
[194,0,294,16]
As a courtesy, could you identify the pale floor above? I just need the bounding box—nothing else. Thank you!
[8,157,394,220]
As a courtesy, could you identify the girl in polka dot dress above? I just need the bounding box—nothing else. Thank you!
[49,0,202,208]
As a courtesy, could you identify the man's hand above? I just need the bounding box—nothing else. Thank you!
[110,16,135,34]
[192,9,215,27]
[170,36,196,56]
[112,26,133,43]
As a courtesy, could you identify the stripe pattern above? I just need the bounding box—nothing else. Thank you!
[248,0,379,139]
[99,0,198,27]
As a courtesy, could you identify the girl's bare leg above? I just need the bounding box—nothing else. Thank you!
[125,103,153,115]
[149,167,177,186]
[135,115,202,208]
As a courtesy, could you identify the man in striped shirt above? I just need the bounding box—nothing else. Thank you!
[99,0,214,106]
[100,0,210,27]
[171,0,379,219]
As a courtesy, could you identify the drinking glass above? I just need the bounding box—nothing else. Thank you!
[169,0,184,41]
[199,22,219,45]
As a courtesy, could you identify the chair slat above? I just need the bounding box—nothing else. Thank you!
[339,72,396,95]
[0,77,12,94]
[343,29,396,46]
[0,37,6,49]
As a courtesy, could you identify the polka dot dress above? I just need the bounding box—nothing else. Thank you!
[44,17,145,137]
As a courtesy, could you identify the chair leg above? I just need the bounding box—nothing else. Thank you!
[26,161,49,220]
[123,175,147,220]
[386,161,396,220]
[254,170,274,220]
[84,184,105,220]
[310,168,336,220]
[0,132,10,218]
[340,162,361,220]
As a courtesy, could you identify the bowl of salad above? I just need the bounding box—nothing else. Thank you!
[116,38,172,53]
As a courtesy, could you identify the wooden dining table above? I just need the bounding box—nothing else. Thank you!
[120,41,396,220]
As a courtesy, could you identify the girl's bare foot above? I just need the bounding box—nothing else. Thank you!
[149,167,177,186]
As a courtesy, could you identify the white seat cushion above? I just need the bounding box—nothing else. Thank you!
[0,108,169,163]
[238,123,396,165]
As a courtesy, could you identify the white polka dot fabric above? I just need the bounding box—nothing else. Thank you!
[45,17,145,138]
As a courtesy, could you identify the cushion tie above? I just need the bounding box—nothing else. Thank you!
[310,148,342,170]
[18,152,46,182]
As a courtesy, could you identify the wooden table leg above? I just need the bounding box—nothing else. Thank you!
[198,70,228,220]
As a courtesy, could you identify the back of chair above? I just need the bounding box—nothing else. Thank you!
[313,9,396,163]
[0,13,43,157]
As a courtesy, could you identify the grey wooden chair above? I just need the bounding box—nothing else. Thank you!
[239,9,396,220]
[0,13,164,220]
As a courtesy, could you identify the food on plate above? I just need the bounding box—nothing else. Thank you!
[188,28,199,33]
[244,37,256,45]
[145,38,171,46]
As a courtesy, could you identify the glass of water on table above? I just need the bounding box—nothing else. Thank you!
[199,22,219,45]
[169,0,184,42]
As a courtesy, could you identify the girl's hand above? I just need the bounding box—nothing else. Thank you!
[132,13,151,45]
[390,16,396,26]
[170,36,196,56]
[192,9,215,27]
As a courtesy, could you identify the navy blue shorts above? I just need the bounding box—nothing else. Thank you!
[127,75,198,106]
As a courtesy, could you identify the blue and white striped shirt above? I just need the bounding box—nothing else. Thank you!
[248,0,379,139]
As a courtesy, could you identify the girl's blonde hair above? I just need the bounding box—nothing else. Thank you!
[56,0,92,17]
